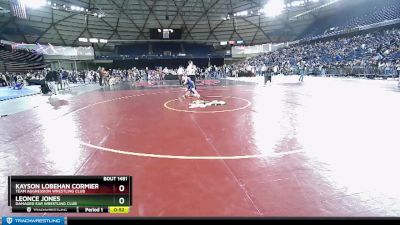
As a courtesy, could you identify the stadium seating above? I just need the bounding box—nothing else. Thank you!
[0,44,46,72]
[152,42,181,56]
[114,43,216,58]
[240,27,400,78]
[116,43,149,56]
[183,43,214,57]
[299,0,400,40]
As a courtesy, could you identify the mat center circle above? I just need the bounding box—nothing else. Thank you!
[163,96,251,113]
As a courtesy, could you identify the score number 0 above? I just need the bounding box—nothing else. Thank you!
[118,184,125,205]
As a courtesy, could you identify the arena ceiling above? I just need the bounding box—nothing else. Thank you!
[0,0,342,52]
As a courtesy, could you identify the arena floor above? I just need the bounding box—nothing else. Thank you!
[1,76,400,216]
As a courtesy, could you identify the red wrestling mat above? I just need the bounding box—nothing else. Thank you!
[1,78,400,217]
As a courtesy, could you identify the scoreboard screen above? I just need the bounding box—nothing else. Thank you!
[149,28,182,39]
[8,176,132,214]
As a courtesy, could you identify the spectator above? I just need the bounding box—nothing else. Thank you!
[45,69,58,95]
[232,28,400,78]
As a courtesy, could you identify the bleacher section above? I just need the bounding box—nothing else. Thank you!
[111,58,224,70]
[106,42,223,69]
[115,42,217,58]
[0,49,43,62]
[183,43,214,57]
[0,62,5,72]
[152,42,181,56]
[2,61,47,72]
[0,44,46,72]
[299,0,400,40]
[116,43,149,56]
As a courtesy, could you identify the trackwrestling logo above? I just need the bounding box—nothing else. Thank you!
[189,100,226,109]
[2,217,64,225]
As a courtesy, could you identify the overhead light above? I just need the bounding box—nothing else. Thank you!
[78,38,88,42]
[158,29,161,32]
[22,0,47,9]
[233,10,248,17]
[89,38,99,43]
[99,39,108,43]
[220,41,227,46]
[263,0,285,17]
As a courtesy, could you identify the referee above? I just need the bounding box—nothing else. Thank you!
[177,66,185,85]
[186,60,197,84]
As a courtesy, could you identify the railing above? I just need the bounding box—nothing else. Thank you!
[96,54,224,60]
[318,66,399,79]
[277,66,400,79]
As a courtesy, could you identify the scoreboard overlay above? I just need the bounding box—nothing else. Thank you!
[8,176,132,214]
